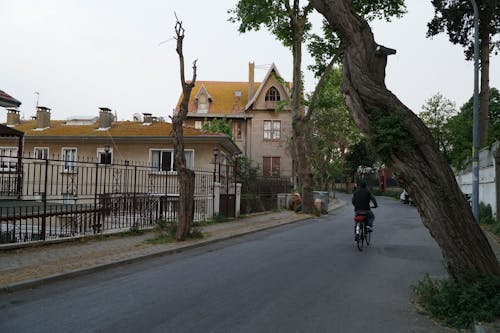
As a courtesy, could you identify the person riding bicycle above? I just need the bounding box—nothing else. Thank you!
[352,181,378,230]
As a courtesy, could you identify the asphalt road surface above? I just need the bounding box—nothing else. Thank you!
[0,194,451,333]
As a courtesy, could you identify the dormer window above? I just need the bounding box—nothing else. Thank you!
[265,87,280,102]
[197,94,209,113]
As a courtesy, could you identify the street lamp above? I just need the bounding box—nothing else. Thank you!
[471,0,480,222]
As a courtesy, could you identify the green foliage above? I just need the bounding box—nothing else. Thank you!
[202,118,232,138]
[418,93,457,160]
[307,1,406,77]
[370,111,411,164]
[371,188,400,199]
[412,273,500,329]
[198,213,230,226]
[427,0,500,60]
[228,0,313,48]
[445,88,500,170]
[147,219,203,244]
[344,138,377,179]
[480,202,495,225]
[308,67,361,189]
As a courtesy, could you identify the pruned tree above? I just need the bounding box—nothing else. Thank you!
[310,0,500,281]
[427,0,500,146]
[172,17,197,241]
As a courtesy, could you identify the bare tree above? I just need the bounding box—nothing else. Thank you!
[172,17,197,240]
[310,0,500,281]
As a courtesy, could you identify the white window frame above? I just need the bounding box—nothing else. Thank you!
[263,120,281,140]
[0,147,18,171]
[194,120,203,129]
[34,147,49,160]
[150,149,194,172]
[62,147,77,172]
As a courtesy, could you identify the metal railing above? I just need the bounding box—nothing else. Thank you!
[0,155,214,245]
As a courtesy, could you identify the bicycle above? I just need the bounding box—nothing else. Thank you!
[354,211,373,251]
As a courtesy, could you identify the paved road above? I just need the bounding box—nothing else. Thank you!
[0,194,451,333]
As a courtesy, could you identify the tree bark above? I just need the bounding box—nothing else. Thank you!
[310,0,500,281]
[289,2,315,214]
[173,19,196,241]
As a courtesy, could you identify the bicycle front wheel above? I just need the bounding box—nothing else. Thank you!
[365,225,371,246]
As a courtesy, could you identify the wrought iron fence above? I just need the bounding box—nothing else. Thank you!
[240,176,292,214]
[0,155,214,245]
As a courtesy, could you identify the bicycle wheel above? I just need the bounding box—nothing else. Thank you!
[356,222,364,251]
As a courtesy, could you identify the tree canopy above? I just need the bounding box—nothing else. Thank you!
[418,93,457,161]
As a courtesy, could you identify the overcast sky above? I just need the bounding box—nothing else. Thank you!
[1,0,499,122]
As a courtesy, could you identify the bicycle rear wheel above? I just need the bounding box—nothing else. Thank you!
[356,222,364,251]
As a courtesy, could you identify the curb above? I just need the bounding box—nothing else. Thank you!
[1,201,346,293]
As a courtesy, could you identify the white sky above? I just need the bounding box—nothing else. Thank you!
[0,0,498,122]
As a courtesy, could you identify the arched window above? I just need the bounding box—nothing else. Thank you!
[265,87,280,102]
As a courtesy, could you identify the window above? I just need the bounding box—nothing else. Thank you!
[263,120,281,140]
[234,122,242,141]
[62,148,77,172]
[194,121,203,129]
[263,157,280,177]
[151,149,194,171]
[265,87,280,101]
[197,94,209,113]
[0,147,18,171]
[34,147,49,160]
[97,148,113,165]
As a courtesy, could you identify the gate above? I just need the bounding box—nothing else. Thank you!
[215,154,238,218]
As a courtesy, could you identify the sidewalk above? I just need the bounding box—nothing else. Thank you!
[0,200,346,292]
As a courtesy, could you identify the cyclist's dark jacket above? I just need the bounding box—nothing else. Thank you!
[352,188,378,211]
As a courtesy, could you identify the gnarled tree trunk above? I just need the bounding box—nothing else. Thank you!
[310,0,499,281]
[290,6,315,214]
[173,19,196,241]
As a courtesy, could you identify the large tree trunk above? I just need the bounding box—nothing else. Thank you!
[173,19,197,241]
[311,0,500,281]
[290,9,315,214]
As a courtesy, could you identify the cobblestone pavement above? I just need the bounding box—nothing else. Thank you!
[0,200,345,292]
[1,198,499,294]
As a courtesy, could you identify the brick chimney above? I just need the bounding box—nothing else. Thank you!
[248,62,255,101]
[36,106,51,128]
[98,107,113,129]
[6,108,20,125]
[143,113,153,124]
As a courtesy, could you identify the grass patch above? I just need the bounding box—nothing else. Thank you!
[412,273,500,329]
[147,219,203,244]
[197,214,231,226]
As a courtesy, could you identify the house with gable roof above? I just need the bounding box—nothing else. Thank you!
[176,62,294,179]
